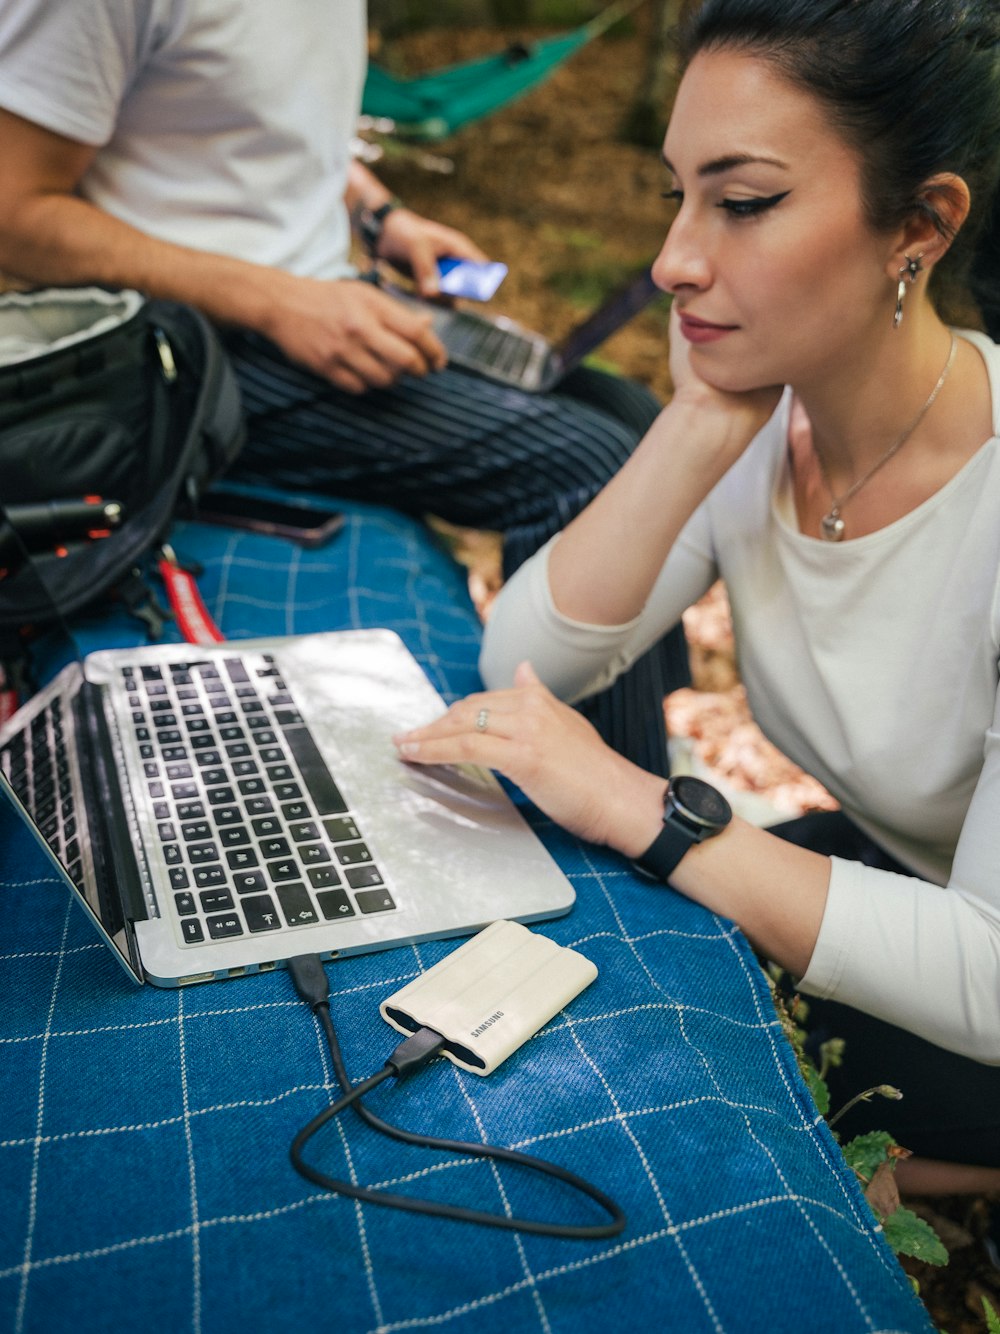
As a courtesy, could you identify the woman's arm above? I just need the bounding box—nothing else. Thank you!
[545,309,782,627]
[394,662,831,979]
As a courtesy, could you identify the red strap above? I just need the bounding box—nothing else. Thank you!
[157,550,225,645]
[0,685,18,728]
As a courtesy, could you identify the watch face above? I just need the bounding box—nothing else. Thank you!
[669,775,733,830]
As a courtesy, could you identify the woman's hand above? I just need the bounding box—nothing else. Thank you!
[393,662,666,857]
[667,302,783,443]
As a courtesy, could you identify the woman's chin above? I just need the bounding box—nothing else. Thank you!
[691,355,779,397]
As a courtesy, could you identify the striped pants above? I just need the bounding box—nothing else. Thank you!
[223,330,690,774]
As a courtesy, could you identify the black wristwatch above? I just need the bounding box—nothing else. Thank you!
[355,199,402,257]
[633,776,733,882]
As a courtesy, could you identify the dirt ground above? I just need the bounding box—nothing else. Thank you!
[369,21,999,1332]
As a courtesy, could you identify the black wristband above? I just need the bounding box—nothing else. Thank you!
[356,199,402,257]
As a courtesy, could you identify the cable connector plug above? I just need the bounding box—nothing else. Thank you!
[287,954,330,1011]
[385,1027,446,1081]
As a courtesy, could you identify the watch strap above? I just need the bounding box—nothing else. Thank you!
[633,815,699,883]
[356,198,403,256]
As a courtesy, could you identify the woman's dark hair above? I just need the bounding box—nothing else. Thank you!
[676,0,1000,332]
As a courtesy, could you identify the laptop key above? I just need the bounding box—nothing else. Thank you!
[242,894,281,933]
[174,892,197,915]
[336,842,373,867]
[289,820,320,842]
[181,920,204,944]
[200,889,234,913]
[307,865,341,889]
[189,842,221,865]
[181,820,212,841]
[194,864,226,888]
[317,888,355,919]
[234,870,267,894]
[280,725,348,815]
[355,887,396,915]
[206,913,243,940]
[345,865,384,890]
[266,858,299,882]
[275,881,319,926]
[252,816,282,839]
[323,816,360,843]
[223,853,256,879]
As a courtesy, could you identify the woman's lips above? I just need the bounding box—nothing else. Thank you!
[678,313,738,344]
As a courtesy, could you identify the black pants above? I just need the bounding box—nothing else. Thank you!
[772,810,1000,1167]
[223,331,689,773]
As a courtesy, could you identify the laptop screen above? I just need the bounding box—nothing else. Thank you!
[0,499,144,977]
[556,268,662,369]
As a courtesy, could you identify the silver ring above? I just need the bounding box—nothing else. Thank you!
[474,707,490,733]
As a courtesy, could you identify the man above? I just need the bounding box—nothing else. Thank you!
[0,0,687,768]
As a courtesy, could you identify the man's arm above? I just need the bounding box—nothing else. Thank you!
[345,160,489,296]
[0,108,446,393]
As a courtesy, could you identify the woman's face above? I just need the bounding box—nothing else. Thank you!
[654,47,897,393]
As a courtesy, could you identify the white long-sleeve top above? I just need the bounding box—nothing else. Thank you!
[481,328,1000,1063]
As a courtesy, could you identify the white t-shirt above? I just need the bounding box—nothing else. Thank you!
[0,0,366,279]
[481,329,1000,1063]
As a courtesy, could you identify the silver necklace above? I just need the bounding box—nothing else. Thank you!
[815,333,958,541]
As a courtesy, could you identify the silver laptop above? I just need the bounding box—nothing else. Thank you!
[0,508,575,988]
[389,267,661,392]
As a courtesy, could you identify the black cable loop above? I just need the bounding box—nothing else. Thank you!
[289,1002,626,1240]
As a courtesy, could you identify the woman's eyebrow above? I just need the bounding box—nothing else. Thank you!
[660,151,790,177]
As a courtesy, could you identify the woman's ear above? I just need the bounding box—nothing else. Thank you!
[887,172,972,279]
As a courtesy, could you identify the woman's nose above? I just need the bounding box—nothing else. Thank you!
[651,211,712,294]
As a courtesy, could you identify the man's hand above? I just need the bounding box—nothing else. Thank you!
[377,208,489,298]
[265,271,449,394]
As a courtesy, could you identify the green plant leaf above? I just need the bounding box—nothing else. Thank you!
[882,1208,949,1266]
[803,1062,830,1115]
[841,1130,896,1183]
[984,1295,1000,1333]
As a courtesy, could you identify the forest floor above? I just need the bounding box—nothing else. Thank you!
[368,19,999,1331]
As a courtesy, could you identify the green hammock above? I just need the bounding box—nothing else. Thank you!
[361,0,641,141]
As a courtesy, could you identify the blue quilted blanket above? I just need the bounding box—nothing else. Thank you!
[0,496,932,1334]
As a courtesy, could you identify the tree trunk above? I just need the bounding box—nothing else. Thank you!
[621,0,683,147]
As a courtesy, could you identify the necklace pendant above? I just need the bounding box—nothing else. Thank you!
[820,509,846,542]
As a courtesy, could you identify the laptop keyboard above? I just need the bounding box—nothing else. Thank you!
[1,696,84,889]
[445,312,538,380]
[123,653,396,947]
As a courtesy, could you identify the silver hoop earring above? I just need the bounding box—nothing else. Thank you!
[892,253,924,330]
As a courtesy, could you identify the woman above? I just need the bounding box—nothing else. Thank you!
[394,0,1000,1194]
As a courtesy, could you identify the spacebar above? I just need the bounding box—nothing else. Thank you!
[281,725,348,815]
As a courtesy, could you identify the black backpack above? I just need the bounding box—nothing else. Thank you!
[0,286,245,635]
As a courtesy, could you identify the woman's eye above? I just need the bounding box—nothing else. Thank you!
[661,189,684,206]
[717,190,790,218]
